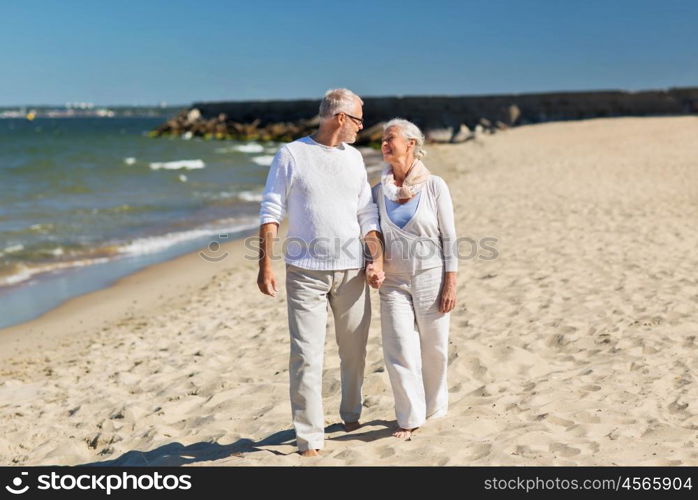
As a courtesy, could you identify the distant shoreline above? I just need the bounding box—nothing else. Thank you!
[0,106,184,120]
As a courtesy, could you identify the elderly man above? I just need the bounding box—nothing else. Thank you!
[258,88,384,456]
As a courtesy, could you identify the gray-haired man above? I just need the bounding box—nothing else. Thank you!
[258,88,384,456]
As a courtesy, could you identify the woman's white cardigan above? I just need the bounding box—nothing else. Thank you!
[373,175,458,275]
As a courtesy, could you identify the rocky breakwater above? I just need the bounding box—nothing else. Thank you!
[151,87,698,145]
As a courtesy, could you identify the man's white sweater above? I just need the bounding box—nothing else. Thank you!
[260,136,379,270]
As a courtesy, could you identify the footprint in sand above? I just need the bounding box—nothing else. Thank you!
[668,400,689,414]
[332,448,363,462]
[469,443,492,461]
[549,443,581,457]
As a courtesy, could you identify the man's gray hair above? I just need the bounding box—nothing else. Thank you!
[319,88,363,118]
[384,118,427,159]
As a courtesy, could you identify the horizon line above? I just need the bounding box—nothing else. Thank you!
[2,84,697,109]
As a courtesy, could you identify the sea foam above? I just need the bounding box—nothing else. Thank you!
[215,143,265,154]
[234,143,265,153]
[119,219,258,256]
[238,191,263,202]
[3,244,24,254]
[251,155,275,166]
[149,159,205,170]
[0,257,111,288]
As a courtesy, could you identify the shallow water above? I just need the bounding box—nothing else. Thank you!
[0,117,278,328]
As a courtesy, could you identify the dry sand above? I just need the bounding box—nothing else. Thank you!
[1,116,697,466]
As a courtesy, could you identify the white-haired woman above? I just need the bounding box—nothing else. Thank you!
[371,118,457,439]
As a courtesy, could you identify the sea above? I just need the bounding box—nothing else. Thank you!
[0,117,281,329]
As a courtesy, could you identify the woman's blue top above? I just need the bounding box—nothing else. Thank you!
[384,192,421,229]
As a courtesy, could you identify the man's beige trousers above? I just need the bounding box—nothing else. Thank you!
[285,264,370,451]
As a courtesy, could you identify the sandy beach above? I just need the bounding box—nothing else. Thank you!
[1,116,697,466]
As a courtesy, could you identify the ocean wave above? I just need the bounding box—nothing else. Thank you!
[0,265,33,286]
[0,242,116,262]
[0,264,34,286]
[88,204,148,215]
[215,143,265,154]
[237,191,263,202]
[3,244,25,254]
[149,159,205,170]
[236,143,264,153]
[0,257,111,288]
[215,192,236,199]
[0,219,258,289]
[193,191,262,202]
[60,184,92,194]
[251,155,275,166]
[103,204,131,214]
[119,219,258,256]
[29,223,54,233]
[193,191,235,201]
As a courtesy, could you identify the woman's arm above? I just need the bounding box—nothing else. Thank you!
[434,177,458,312]
[434,177,458,273]
[439,271,457,313]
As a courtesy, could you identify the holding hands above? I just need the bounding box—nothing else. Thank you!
[366,262,385,289]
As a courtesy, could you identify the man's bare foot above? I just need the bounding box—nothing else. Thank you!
[299,449,320,457]
[344,421,361,432]
[393,427,418,439]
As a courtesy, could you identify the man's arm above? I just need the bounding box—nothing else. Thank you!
[257,222,279,297]
[257,147,293,296]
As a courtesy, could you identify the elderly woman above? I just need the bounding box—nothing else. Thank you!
[371,118,458,439]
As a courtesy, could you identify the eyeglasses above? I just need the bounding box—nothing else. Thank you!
[335,112,364,126]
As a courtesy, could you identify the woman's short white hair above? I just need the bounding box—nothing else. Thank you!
[319,88,363,118]
[384,118,427,159]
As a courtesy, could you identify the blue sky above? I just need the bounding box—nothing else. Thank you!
[1,0,696,105]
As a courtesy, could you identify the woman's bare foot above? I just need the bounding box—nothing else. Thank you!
[299,449,320,457]
[393,427,418,439]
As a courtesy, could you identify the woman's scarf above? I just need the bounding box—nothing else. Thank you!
[381,159,431,202]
